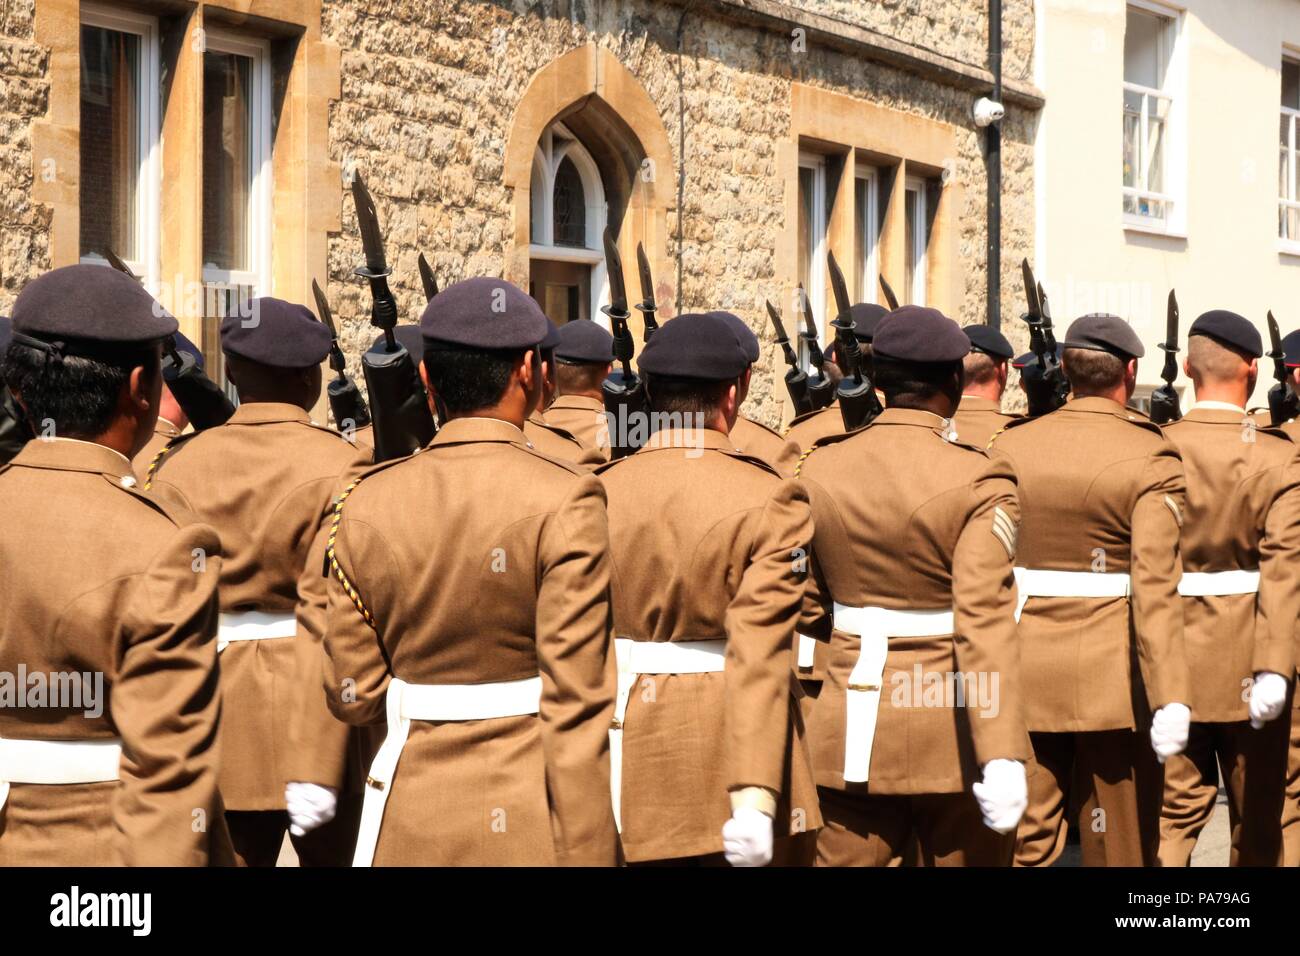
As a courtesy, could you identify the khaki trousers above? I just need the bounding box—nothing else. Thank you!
[1283,707,1300,867]
[226,793,361,867]
[1015,729,1163,867]
[1159,715,1289,867]
[814,785,1013,866]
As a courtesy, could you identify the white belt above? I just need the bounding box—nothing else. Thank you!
[1013,568,1131,621]
[833,604,954,784]
[1178,569,1260,597]
[217,610,296,653]
[796,633,818,671]
[0,736,122,810]
[610,638,727,831]
[352,676,541,867]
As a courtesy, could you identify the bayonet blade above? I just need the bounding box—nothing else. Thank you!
[1268,310,1283,359]
[827,250,852,321]
[766,299,790,344]
[635,242,656,313]
[1022,259,1041,320]
[603,227,628,317]
[103,248,138,281]
[417,253,438,303]
[878,274,900,311]
[312,279,339,338]
[351,172,389,276]
[1165,290,1179,347]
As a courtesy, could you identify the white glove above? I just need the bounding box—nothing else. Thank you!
[971,758,1027,834]
[721,806,774,867]
[285,782,338,837]
[1249,672,1290,729]
[1150,702,1191,763]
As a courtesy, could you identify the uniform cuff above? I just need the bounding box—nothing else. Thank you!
[729,786,777,818]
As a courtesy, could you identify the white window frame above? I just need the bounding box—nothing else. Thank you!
[78,3,161,290]
[1280,55,1300,254]
[529,123,609,327]
[855,162,879,304]
[200,29,273,297]
[1122,1,1187,237]
[905,176,928,307]
[797,151,828,359]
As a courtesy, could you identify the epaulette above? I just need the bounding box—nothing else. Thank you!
[717,446,781,478]
[110,477,189,527]
[512,439,585,475]
[782,405,833,437]
[530,417,586,448]
[142,430,202,490]
[740,414,785,440]
[793,424,868,477]
[986,413,1040,448]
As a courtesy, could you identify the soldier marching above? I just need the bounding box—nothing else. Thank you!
[3,233,1300,870]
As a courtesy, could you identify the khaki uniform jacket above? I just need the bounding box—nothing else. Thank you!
[731,414,801,477]
[954,395,1017,450]
[0,439,226,865]
[546,394,609,461]
[132,416,182,478]
[799,408,1030,794]
[1162,407,1300,722]
[784,402,844,452]
[146,402,371,809]
[323,417,618,866]
[525,411,605,470]
[989,396,1190,732]
[597,427,820,860]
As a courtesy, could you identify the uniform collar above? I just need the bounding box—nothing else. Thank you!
[640,425,736,453]
[872,407,954,432]
[10,436,133,479]
[430,416,528,447]
[156,416,182,437]
[1061,395,1131,418]
[228,402,311,426]
[1188,399,1247,415]
[958,395,1002,412]
[550,394,605,411]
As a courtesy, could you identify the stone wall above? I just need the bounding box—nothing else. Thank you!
[0,1,50,312]
[323,0,1039,425]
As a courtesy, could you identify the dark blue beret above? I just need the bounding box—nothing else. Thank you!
[849,303,889,342]
[963,324,1014,360]
[1063,313,1145,359]
[541,318,561,352]
[555,319,615,364]
[221,297,331,368]
[164,331,204,382]
[707,310,760,364]
[638,313,750,381]
[12,264,177,349]
[872,306,970,363]
[1282,329,1300,368]
[372,324,426,358]
[421,277,547,351]
[1189,310,1262,359]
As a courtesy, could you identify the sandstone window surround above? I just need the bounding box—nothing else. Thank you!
[781,82,963,353]
[33,0,341,371]
[504,44,677,342]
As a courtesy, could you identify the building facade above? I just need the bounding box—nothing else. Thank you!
[1,0,1039,426]
[1036,0,1300,411]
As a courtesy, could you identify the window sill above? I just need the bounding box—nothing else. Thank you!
[1123,220,1187,240]
[1278,240,1300,258]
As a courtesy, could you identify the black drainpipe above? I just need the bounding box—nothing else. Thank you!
[986,0,1002,328]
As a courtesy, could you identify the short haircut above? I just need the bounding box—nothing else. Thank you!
[556,361,609,394]
[872,356,962,408]
[962,351,1000,387]
[1062,347,1126,396]
[422,345,531,415]
[1187,334,1251,383]
[2,340,158,438]
[644,373,732,419]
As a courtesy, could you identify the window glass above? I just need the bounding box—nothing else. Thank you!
[1124,8,1166,89]
[202,50,254,272]
[552,156,587,247]
[79,25,140,261]
[1283,59,1300,110]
